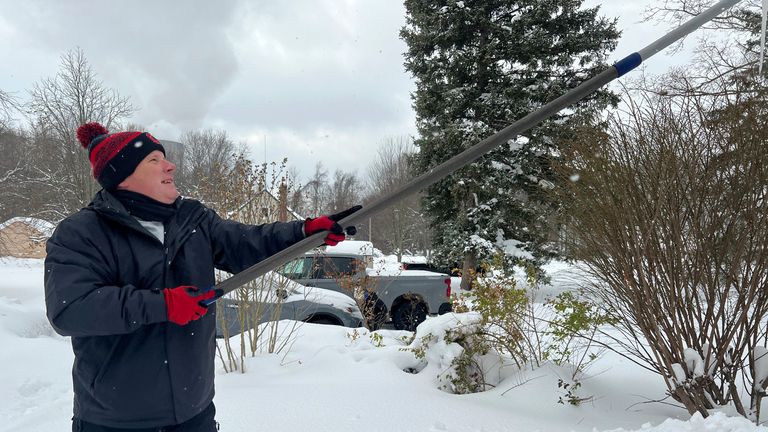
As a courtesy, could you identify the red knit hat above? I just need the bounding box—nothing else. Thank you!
[76,122,165,190]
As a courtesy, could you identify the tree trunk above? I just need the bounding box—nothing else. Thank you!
[460,251,477,291]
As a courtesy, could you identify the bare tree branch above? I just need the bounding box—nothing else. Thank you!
[25,47,135,213]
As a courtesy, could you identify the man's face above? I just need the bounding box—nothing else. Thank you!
[117,150,179,204]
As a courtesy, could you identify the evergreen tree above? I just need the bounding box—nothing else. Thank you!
[401,0,619,279]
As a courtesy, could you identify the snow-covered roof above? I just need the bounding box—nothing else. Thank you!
[0,217,55,237]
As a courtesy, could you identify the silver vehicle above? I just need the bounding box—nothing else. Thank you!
[216,271,363,337]
[277,241,453,331]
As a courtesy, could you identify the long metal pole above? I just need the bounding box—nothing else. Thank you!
[202,0,742,306]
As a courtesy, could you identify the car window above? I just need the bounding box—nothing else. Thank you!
[277,257,313,279]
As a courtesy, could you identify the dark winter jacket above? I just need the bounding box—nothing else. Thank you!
[44,190,305,428]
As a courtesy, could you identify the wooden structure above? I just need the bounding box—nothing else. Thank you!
[0,217,55,258]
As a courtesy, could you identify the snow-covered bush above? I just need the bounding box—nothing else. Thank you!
[410,263,609,401]
[405,312,502,393]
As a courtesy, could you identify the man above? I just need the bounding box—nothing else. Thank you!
[45,122,356,431]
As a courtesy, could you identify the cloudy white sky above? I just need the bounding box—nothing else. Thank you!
[0,0,698,180]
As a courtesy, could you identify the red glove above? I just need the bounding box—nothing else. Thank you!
[304,205,361,246]
[164,286,215,326]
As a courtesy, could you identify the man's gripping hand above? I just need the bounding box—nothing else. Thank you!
[304,205,361,246]
[164,286,215,326]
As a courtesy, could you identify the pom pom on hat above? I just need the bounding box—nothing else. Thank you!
[77,122,109,149]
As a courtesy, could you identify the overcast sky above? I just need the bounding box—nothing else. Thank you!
[0,0,696,181]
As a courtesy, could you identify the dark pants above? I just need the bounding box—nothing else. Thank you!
[72,403,218,432]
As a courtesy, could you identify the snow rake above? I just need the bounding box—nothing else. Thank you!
[200,0,744,307]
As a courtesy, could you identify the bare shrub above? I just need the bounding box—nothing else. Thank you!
[202,153,309,373]
[560,75,768,420]
[216,273,302,373]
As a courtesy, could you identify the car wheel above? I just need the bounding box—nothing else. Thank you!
[392,301,427,332]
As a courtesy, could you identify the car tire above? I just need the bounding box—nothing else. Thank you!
[392,301,427,332]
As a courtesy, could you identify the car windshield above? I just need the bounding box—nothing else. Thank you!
[277,255,361,279]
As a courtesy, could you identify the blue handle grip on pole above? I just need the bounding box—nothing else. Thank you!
[199,287,224,307]
[613,53,642,77]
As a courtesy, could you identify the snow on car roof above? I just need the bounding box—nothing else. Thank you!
[316,240,379,257]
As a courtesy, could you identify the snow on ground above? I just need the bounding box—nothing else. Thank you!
[1,257,766,432]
